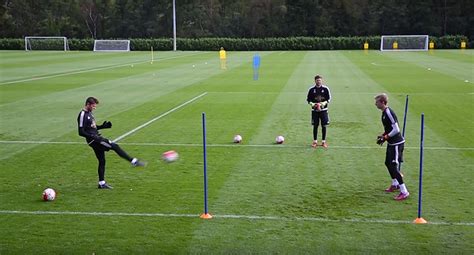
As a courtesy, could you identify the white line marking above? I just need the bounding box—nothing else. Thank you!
[120,143,474,151]
[113,92,208,142]
[0,210,197,218]
[206,91,472,96]
[0,140,83,145]
[0,140,472,151]
[1,62,147,85]
[0,53,206,86]
[0,210,472,226]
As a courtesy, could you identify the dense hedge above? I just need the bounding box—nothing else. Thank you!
[0,35,469,51]
[0,38,23,50]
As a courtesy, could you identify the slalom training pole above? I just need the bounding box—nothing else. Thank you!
[414,113,427,224]
[402,95,409,138]
[252,53,261,81]
[151,46,154,64]
[200,112,213,219]
[399,95,409,174]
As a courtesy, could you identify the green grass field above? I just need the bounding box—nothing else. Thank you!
[0,49,473,254]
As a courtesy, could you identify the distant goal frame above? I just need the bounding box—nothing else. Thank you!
[24,36,69,51]
[380,35,429,51]
[93,39,131,52]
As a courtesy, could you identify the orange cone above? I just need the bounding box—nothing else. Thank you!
[413,217,427,224]
[200,213,213,219]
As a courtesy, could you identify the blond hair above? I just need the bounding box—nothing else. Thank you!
[374,93,388,104]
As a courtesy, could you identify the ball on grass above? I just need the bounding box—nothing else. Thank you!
[233,135,242,143]
[162,150,179,163]
[42,188,56,201]
[275,135,285,144]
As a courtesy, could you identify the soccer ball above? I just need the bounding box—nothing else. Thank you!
[162,150,179,163]
[42,188,56,201]
[233,135,242,143]
[275,135,285,144]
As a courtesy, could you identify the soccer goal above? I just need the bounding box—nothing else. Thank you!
[380,35,429,51]
[24,36,69,51]
[93,40,130,52]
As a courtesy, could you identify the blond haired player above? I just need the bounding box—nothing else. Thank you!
[374,93,409,200]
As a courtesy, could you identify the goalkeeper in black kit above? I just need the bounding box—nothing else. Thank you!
[307,75,331,148]
[374,93,409,200]
[77,97,146,189]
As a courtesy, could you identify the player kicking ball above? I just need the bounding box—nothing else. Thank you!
[77,97,146,189]
[374,93,409,201]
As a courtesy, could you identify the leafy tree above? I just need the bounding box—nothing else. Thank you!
[0,0,471,39]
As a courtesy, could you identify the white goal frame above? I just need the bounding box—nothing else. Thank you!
[93,40,131,52]
[24,36,69,51]
[380,35,429,51]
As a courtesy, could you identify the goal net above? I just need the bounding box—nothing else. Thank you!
[25,36,69,51]
[380,35,429,51]
[93,40,130,52]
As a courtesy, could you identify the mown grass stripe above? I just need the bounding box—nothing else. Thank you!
[0,52,207,85]
[112,92,208,142]
[0,140,472,150]
[0,210,472,226]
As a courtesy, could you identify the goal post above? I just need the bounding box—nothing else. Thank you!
[24,36,69,51]
[380,35,429,51]
[93,40,130,52]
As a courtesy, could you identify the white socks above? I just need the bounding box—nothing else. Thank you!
[400,184,408,194]
[131,158,138,165]
[99,180,105,185]
[392,179,399,186]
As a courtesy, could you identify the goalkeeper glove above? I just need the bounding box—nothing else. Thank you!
[309,102,322,110]
[376,134,389,146]
[99,121,112,129]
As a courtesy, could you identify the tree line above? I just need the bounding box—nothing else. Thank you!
[1,0,472,39]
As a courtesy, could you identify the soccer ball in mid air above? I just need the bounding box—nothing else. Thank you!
[275,135,285,144]
[162,150,179,163]
[42,188,56,201]
[233,135,242,143]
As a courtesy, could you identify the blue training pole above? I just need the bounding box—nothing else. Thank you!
[417,113,425,218]
[202,112,209,215]
[253,53,261,81]
[402,95,409,138]
[399,95,409,172]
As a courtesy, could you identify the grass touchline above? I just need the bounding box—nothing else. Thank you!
[0,210,473,226]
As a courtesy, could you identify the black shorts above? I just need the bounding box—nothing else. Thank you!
[385,143,404,166]
[311,110,330,126]
[88,138,113,152]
